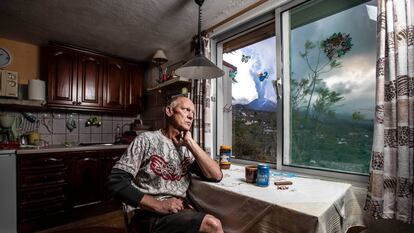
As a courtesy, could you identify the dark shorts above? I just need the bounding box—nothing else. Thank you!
[129,209,206,233]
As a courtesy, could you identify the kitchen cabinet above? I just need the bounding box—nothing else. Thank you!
[101,149,124,200]
[67,149,124,208]
[76,52,104,107]
[67,151,102,208]
[17,147,125,233]
[47,46,78,106]
[17,152,67,233]
[125,62,144,113]
[103,57,125,110]
[46,43,144,114]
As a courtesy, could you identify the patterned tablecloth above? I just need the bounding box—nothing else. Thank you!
[188,164,365,233]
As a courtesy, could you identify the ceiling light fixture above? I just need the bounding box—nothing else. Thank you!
[175,0,224,80]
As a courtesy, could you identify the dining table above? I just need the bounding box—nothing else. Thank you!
[188,164,365,233]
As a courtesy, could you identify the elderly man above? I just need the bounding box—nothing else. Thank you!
[106,96,223,233]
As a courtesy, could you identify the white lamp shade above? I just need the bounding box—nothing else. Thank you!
[175,54,224,79]
[152,49,168,64]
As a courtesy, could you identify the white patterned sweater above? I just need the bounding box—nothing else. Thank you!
[113,130,195,200]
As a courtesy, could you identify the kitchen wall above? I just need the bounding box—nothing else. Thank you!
[0,38,40,84]
[1,110,137,145]
[0,37,184,132]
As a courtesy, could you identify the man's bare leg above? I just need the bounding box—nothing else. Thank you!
[199,214,223,233]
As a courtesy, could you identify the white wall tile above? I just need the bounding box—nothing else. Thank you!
[102,115,113,121]
[79,133,91,143]
[91,125,102,134]
[102,120,113,134]
[102,133,113,143]
[53,119,66,134]
[79,119,91,134]
[91,134,102,143]
[52,134,66,145]
[79,113,90,119]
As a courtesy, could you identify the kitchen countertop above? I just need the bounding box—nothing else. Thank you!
[16,143,129,154]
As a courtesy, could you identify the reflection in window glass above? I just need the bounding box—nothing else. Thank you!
[223,37,277,163]
[287,0,376,174]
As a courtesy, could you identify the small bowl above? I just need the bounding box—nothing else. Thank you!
[0,115,15,128]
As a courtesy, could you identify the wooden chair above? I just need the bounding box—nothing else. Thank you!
[122,202,135,233]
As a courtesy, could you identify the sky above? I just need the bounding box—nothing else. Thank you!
[223,37,277,105]
[223,0,377,119]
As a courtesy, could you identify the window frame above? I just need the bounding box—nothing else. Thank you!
[212,0,371,185]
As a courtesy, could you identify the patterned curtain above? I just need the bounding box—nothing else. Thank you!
[191,35,213,155]
[365,0,414,223]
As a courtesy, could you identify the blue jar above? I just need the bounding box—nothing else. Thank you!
[256,164,270,187]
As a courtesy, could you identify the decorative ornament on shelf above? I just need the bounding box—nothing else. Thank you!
[174,0,224,80]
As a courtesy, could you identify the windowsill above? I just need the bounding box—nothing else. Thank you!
[230,159,369,188]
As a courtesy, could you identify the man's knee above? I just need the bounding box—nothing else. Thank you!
[200,214,223,233]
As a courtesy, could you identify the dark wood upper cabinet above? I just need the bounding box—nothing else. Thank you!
[125,62,144,113]
[47,47,77,106]
[77,52,104,107]
[46,44,144,114]
[103,58,125,110]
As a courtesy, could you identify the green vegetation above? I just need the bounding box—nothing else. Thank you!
[232,106,277,163]
[291,32,371,174]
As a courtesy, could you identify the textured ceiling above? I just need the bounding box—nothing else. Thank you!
[0,0,258,63]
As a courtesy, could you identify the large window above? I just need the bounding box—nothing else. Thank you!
[221,24,277,163]
[214,0,376,177]
[282,0,376,174]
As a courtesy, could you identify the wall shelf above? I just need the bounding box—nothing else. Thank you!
[147,77,191,92]
[0,98,46,110]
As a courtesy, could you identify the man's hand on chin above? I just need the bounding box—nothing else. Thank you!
[172,131,193,147]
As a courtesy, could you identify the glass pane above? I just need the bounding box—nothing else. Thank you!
[287,0,376,174]
[223,37,277,163]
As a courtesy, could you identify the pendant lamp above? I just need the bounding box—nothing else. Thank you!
[174,0,224,79]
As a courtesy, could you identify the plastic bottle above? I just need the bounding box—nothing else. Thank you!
[115,124,122,143]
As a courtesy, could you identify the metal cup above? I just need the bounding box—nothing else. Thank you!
[245,165,258,183]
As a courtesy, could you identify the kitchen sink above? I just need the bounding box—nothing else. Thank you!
[78,142,115,146]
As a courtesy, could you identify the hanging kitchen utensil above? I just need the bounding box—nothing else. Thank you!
[41,116,52,134]
[66,114,77,132]
[21,112,37,123]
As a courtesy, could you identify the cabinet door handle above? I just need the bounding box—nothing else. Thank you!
[43,158,59,163]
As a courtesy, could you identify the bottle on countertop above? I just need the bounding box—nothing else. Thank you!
[219,145,231,169]
[115,124,122,144]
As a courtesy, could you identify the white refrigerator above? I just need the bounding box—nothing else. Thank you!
[0,149,17,233]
